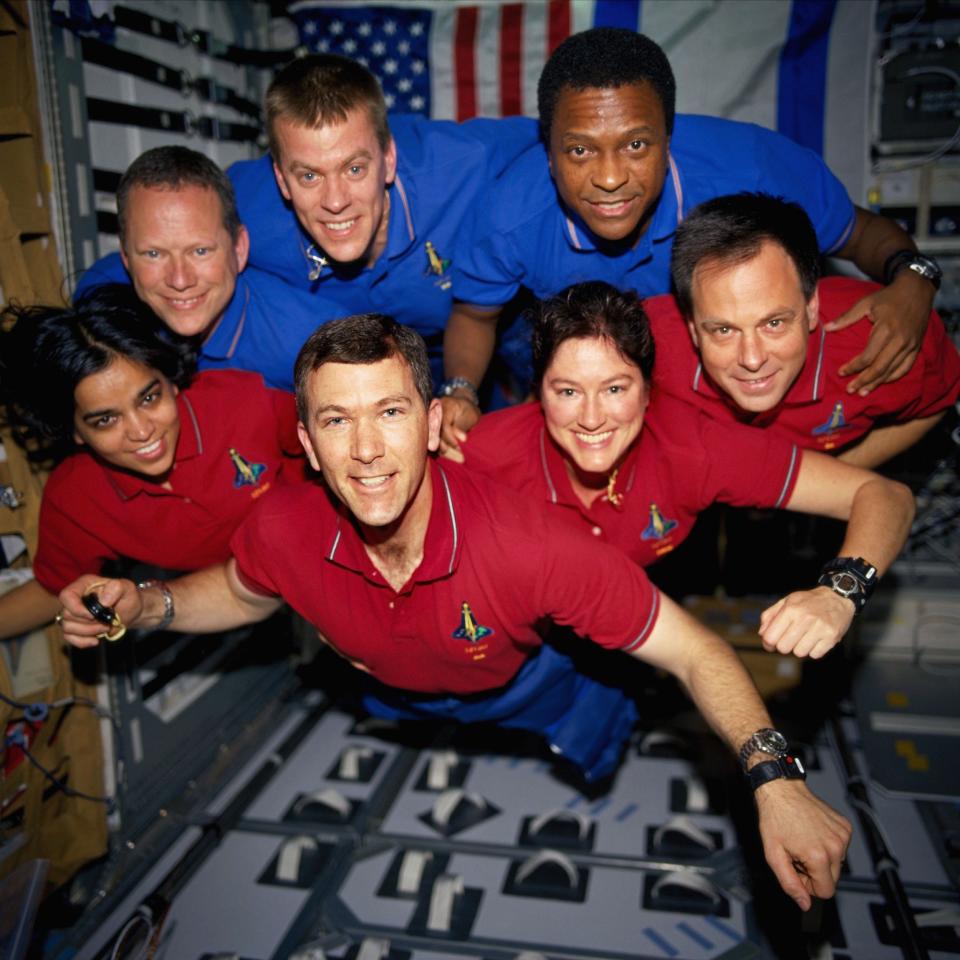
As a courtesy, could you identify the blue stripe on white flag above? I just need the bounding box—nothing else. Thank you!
[593,0,642,31]
[777,0,837,155]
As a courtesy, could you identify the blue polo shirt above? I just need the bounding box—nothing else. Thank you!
[228,114,539,350]
[74,255,345,392]
[453,114,856,307]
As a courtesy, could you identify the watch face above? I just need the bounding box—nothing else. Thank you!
[833,573,860,596]
[756,730,789,754]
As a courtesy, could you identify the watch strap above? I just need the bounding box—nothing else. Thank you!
[738,728,788,771]
[817,556,878,613]
[437,377,480,407]
[882,249,942,290]
[746,755,806,791]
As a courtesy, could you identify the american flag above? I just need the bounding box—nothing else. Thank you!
[287,1,642,121]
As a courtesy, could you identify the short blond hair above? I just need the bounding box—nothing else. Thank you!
[266,54,390,159]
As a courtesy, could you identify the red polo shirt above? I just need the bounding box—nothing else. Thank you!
[34,370,302,593]
[231,459,660,694]
[461,396,800,567]
[647,277,960,453]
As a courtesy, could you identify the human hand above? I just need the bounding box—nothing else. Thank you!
[755,779,852,911]
[58,575,142,648]
[825,272,932,395]
[758,587,854,659]
[438,395,481,463]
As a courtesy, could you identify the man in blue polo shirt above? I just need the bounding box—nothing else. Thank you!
[439,28,937,457]
[227,53,538,387]
[76,146,347,392]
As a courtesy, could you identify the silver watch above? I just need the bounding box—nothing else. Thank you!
[738,728,789,771]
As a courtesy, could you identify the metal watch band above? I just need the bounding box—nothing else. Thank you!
[738,728,789,771]
[137,579,175,632]
[438,377,480,407]
[746,755,807,791]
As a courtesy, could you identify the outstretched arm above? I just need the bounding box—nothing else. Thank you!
[633,595,851,910]
[57,560,282,648]
[828,206,935,394]
[759,450,914,658]
[439,302,502,461]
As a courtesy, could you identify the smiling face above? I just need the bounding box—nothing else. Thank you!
[541,336,649,480]
[687,241,820,413]
[119,184,249,340]
[548,83,669,244]
[272,110,397,268]
[72,355,180,477]
[296,355,442,536]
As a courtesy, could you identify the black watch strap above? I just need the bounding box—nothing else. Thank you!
[746,754,807,791]
[817,556,878,614]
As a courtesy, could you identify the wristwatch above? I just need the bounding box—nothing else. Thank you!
[817,556,878,614]
[883,250,942,291]
[747,754,807,792]
[437,377,480,407]
[738,728,790,771]
[137,579,175,632]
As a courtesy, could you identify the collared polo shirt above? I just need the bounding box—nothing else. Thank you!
[461,396,800,567]
[228,115,539,346]
[74,258,345,392]
[452,114,855,307]
[231,459,660,694]
[33,370,302,592]
[647,277,960,453]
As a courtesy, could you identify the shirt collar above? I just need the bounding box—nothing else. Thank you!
[324,458,462,587]
[298,172,418,283]
[537,413,639,514]
[560,153,683,260]
[103,391,203,501]
[200,275,249,361]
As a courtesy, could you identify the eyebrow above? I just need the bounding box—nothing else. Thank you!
[313,394,412,418]
[290,149,373,172]
[561,125,659,141]
[81,378,161,422]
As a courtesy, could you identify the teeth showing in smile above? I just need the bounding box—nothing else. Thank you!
[137,439,161,455]
[576,430,613,444]
[325,219,357,233]
[168,296,203,307]
[357,476,389,487]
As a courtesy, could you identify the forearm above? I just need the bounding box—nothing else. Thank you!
[136,562,280,633]
[632,596,772,756]
[839,206,919,280]
[836,475,914,575]
[838,414,945,468]
[443,302,502,387]
[0,579,61,640]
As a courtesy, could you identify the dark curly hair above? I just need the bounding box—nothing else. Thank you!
[532,281,655,397]
[0,284,196,464]
[538,28,676,141]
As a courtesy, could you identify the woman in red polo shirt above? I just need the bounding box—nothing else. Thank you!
[453,281,914,659]
[0,284,303,640]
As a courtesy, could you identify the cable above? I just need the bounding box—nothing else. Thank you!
[6,728,114,807]
[0,687,119,730]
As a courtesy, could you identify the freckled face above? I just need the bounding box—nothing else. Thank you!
[548,83,669,243]
[120,184,248,340]
[272,110,397,268]
[687,241,819,413]
[541,336,649,477]
[72,356,180,477]
[296,355,442,533]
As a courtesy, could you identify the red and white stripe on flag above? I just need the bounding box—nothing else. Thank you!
[429,0,598,121]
